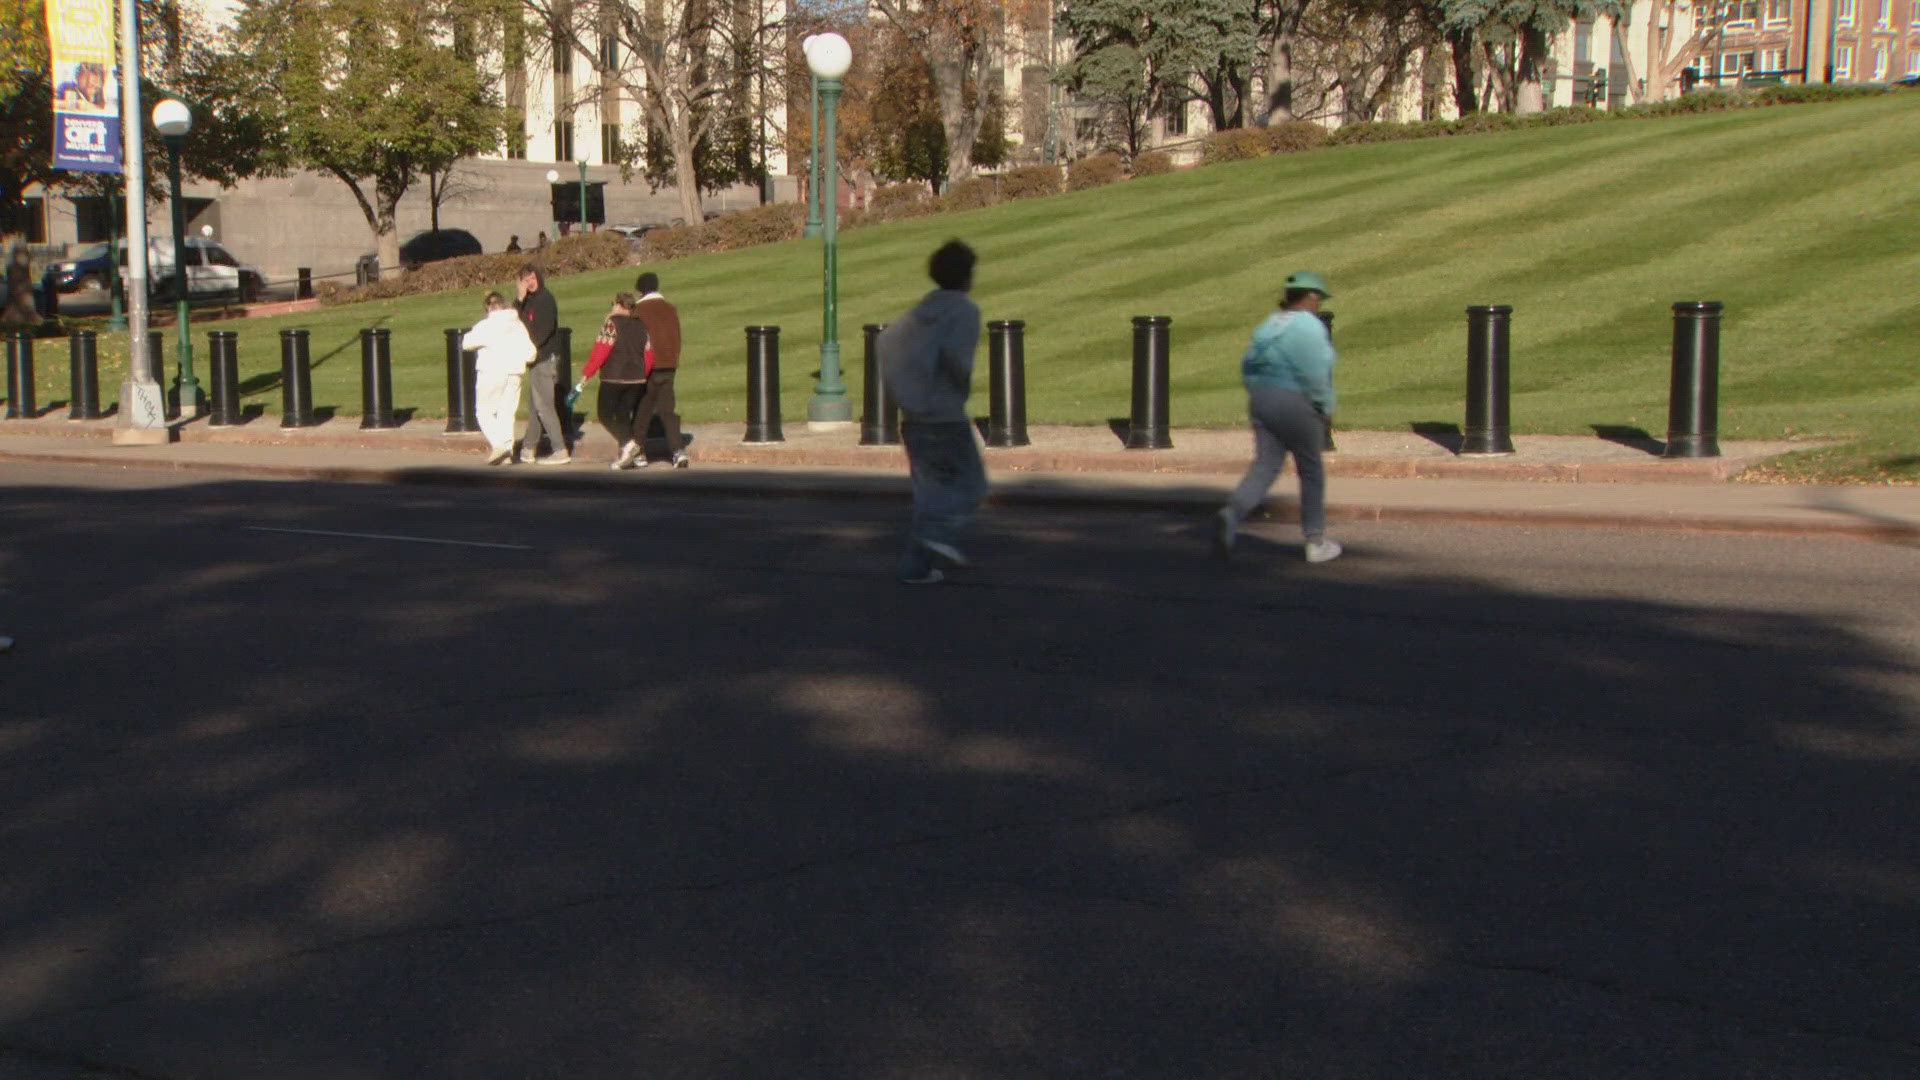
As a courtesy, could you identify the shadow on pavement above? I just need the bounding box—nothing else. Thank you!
[0,477,1916,1078]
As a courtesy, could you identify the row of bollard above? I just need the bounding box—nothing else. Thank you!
[3,304,1722,458]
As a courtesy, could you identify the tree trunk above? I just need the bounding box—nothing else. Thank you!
[1261,35,1295,123]
[2,237,38,327]
[926,26,983,187]
[376,207,401,278]
[1448,27,1478,114]
[1515,23,1548,113]
[670,114,703,225]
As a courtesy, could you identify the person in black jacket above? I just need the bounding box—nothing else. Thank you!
[514,265,570,464]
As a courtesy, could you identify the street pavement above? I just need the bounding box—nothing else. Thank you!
[2,460,1918,1078]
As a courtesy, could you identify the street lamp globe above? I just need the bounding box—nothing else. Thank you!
[152,98,191,138]
[803,32,851,79]
[545,168,560,183]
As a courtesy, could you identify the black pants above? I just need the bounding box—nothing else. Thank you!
[631,369,684,459]
[597,381,647,447]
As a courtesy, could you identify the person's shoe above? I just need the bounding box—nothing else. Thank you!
[1212,507,1237,559]
[486,448,511,466]
[1305,539,1343,564]
[614,441,642,469]
[900,568,945,585]
[918,539,969,568]
[536,453,572,466]
[671,451,690,469]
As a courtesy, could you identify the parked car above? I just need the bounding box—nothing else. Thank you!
[606,223,666,240]
[148,237,267,303]
[397,228,484,269]
[46,242,117,292]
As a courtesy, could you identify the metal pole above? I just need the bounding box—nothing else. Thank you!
[807,76,850,424]
[69,329,102,420]
[115,0,165,440]
[4,332,34,418]
[745,325,783,443]
[444,328,479,433]
[577,160,587,231]
[105,192,125,331]
[279,328,314,428]
[804,73,822,238]
[986,319,1029,447]
[1463,304,1515,455]
[166,136,200,417]
[859,322,897,446]
[1665,301,1723,459]
[1126,315,1173,449]
[207,329,240,426]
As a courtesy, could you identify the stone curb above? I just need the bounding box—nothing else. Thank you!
[4,445,1913,543]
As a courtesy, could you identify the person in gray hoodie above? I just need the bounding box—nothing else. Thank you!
[878,239,987,584]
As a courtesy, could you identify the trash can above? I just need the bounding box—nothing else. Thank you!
[355,254,380,288]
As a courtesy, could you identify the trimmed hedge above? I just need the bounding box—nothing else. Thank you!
[1001,164,1064,199]
[940,177,998,211]
[1131,151,1174,176]
[1066,153,1125,191]
[320,231,632,306]
[1264,120,1330,152]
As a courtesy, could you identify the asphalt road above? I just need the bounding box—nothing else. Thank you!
[3,462,1919,1079]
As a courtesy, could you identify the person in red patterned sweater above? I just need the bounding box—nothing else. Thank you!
[578,293,654,469]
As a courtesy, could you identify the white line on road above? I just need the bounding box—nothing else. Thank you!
[242,526,533,551]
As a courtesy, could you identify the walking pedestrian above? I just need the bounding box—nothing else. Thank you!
[514,265,570,464]
[1214,271,1342,564]
[626,272,688,468]
[462,290,536,465]
[579,293,653,469]
[878,239,988,585]
[505,235,522,254]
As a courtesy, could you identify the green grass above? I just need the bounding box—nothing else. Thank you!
[32,92,1920,481]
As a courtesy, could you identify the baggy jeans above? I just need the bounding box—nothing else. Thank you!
[1225,383,1327,541]
[521,353,567,456]
[899,419,989,578]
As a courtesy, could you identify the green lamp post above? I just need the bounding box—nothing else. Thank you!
[152,98,201,417]
[802,45,822,239]
[802,31,852,425]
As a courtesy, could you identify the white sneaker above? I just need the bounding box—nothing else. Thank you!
[486,447,511,466]
[919,539,969,568]
[671,451,690,469]
[536,453,572,466]
[1212,507,1236,559]
[1305,539,1343,564]
[614,441,642,469]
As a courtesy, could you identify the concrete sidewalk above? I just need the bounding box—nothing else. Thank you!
[2,415,1917,541]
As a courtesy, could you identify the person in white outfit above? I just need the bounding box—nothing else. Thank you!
[462,291,537,465]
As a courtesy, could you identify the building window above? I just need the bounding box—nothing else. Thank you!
[1878,0,1894,25]
[1073,117,1099,142]
[1836,43,1854,76]
[1873,44,1889,76]
[1722,0,1758,25]
[1762,47,1788,71]
[1837,0,1855,24]
[1163,102,1186,137]
[553,31,571,73]
[22,197,46,243]
[553,120,574,161]
[1908,50,1920,74]
[1720,51,1745,73]
[599,34,617,71]
[600,123,620,162]
[1911,0,1920,25]
[1765,0,1791,22]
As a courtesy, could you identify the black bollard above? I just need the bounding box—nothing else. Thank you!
[443,328,480,433]
[296,267,313,300]
[207,330,241,426]
[1463,305,1515,455]
[278,328,315,428]
[359,327,398,429]
[68,329,101,420]
[859,323,898,446]
[986,319,1030,448]
[1126,315,1173,449]
[5,331,36,419]
[1314,311,1336,451]
[1665,301,1722,459]
[745,325,783,443]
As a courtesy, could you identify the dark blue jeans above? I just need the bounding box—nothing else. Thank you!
[899,420,988,577]
[1226,384,1327,540]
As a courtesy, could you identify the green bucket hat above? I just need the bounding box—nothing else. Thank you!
[1285,271,1331,297]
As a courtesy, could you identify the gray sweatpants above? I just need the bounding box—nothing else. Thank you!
[1225,383,1327,541]
[521,354,566,456]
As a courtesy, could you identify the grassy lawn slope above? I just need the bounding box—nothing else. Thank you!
[50,93,1920,480]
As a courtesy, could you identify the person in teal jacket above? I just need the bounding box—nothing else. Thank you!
[1214,271,1343,564]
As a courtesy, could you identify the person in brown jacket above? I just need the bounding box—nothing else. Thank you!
[627,272,689,468]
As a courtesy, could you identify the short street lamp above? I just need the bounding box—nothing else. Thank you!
[803,31,852,425]
[152,98,200,417]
